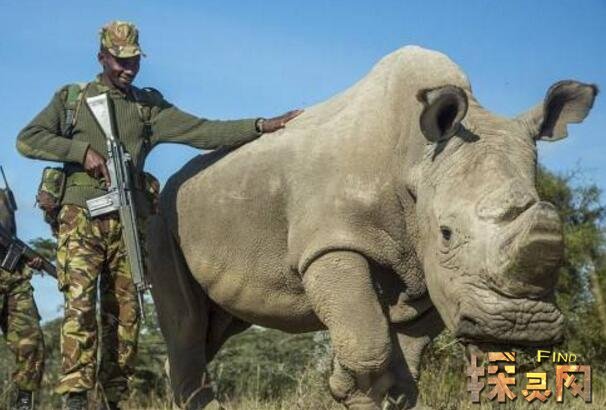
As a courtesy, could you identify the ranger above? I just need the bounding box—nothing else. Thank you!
[16,20,301,410]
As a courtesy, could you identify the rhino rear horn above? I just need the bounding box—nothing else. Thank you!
[417,85,468,143]
[517,80,598,141]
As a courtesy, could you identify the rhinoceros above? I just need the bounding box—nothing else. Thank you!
[147,46,597,409]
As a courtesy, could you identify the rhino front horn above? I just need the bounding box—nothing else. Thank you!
[501,202,564,297]
[417,85,468,143]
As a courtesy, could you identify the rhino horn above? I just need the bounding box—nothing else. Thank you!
[500,202,563,297]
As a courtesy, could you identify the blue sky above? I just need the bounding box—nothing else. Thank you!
[1,0,604,321]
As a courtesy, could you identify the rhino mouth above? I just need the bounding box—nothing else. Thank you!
[453,288,564,346]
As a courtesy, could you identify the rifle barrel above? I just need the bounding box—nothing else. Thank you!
[0,166,8,188]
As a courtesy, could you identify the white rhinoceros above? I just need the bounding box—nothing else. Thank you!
[147,46,597,410]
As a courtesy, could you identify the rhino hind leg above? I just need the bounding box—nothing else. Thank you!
[303,251,393,410]
[206,302,252,362]
[147,214,216,410]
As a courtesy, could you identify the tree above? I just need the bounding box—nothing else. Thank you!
[537,167,606,366]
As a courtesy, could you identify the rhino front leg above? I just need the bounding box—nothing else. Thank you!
[303,251,393,410]
[386,308,444,410]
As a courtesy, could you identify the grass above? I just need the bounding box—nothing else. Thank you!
[2,363,604,409]
[2,327,604,409]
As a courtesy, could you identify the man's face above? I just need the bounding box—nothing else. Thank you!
[98,50,140,90]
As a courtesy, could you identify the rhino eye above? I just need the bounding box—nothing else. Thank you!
[440,226,452,242]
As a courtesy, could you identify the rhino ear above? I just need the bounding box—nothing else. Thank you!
[517,81,598,142]
[417,85,468,143]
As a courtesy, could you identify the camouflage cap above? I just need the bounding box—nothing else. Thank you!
[100,20,145,58]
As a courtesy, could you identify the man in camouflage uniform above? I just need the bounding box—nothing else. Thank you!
[16,20,301,410]
[0,189,45,410]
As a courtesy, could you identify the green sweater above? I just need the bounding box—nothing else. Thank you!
[17,76,261,211]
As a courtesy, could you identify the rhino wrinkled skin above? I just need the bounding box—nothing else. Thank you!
[147,46,597,409]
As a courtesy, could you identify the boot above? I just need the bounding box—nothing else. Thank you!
[63,391,88,410]
[12,389,34,410]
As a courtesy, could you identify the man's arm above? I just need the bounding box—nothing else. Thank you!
[149,94,302,149]
[16,88,90,164]
[150,102,261,149]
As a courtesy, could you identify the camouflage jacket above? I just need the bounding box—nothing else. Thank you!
[16,75,261,210]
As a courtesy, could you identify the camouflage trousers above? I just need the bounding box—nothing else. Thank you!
[0,266,45,391]
[55,205,140,402]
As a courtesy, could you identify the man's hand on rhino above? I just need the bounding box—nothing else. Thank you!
[83,147,111,187]
[259,109,304,134]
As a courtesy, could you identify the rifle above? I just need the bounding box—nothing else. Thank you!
[0,218,57,278]
[85,93,149,319]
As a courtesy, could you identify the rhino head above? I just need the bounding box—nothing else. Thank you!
[407,81,597,346]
